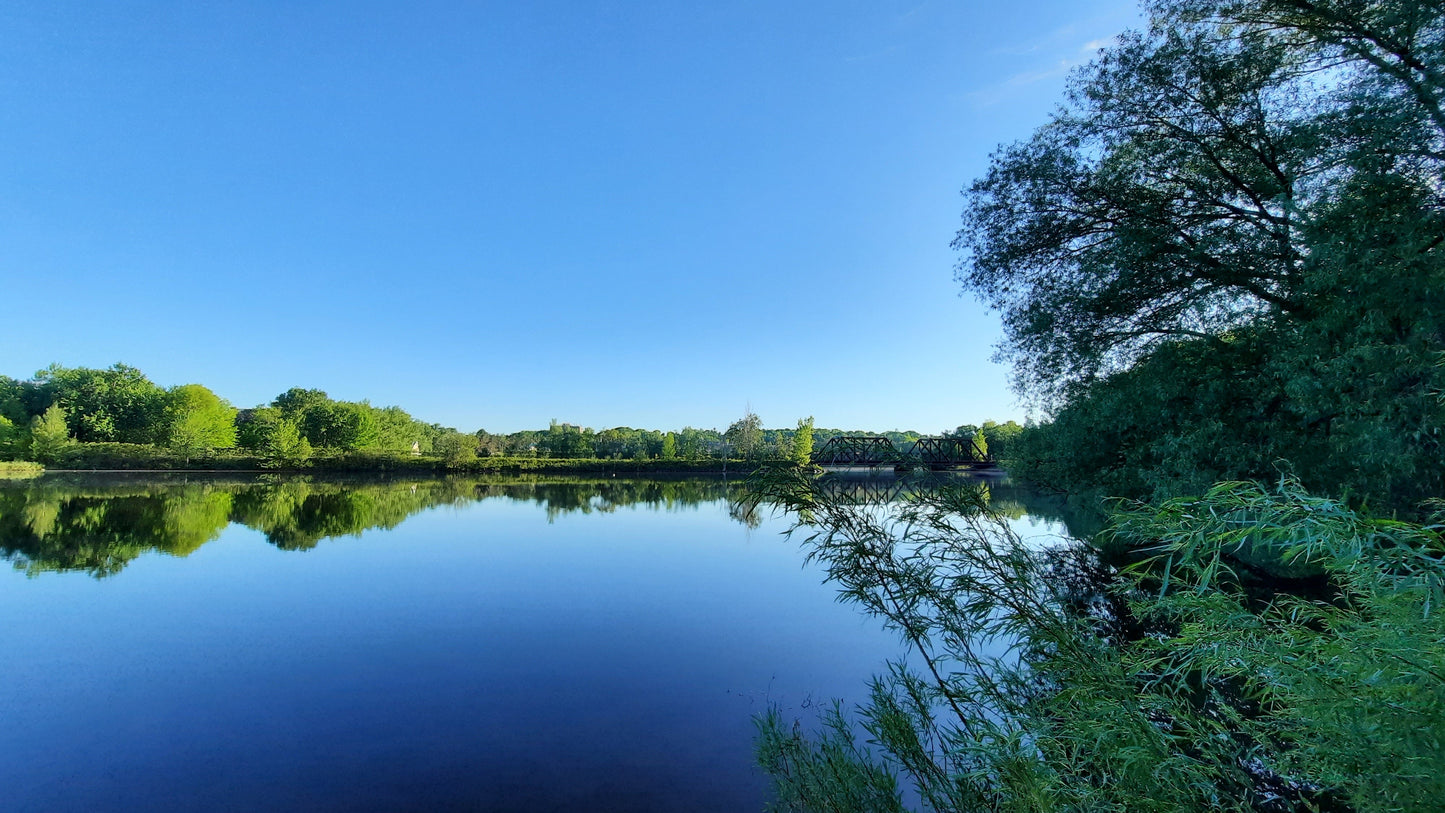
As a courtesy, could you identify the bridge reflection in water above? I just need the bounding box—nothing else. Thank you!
[810,435,999,471]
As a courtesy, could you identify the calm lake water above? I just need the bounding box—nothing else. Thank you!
[0,473,1085,812]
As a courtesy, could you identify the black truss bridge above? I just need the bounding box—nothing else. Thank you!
[810,436,997,471]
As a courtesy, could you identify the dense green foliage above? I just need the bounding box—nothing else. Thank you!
[958,0,1445,507]
[726,409,765,460]
[0,416,24,460]
[0,364,1004,472]
[753,471,1445,812]
[237,408,314,467]
[31,364,169,444]
[946,421,1023,463]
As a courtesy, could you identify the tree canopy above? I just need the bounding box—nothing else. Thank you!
[959,0,1445,506]
[33,364,169,444]
[957,0,1443,400]
[725,409,763,460]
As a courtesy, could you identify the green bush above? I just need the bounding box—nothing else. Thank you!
[55,443,260,470]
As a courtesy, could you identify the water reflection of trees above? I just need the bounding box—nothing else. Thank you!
[803,473,1104,541]
[473,478,736,523]
[0,474,1096,578]
[0,485,235,577]
[0,475,749,577]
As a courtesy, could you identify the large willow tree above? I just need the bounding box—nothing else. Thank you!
[957,0,1445,502]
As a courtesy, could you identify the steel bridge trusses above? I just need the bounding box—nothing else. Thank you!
[907,436,988,466]
[810,436,901,467]
[810,435,993,469]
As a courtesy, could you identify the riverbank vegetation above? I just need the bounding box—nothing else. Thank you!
[753,471,1445,812]
[0,364,1016,472]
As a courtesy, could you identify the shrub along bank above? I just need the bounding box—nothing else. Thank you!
[43,443,774,474]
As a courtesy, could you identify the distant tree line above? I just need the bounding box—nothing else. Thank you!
[0,364,479,467]
[0,364,1011,468]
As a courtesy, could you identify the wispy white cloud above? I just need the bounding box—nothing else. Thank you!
[967,6,1137,108]
[1005,60,1076,88]
[966,50,1090,107]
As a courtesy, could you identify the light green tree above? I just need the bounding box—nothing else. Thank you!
[791,417,815,467]
[661,432,677,461]
[260,419,312,468]
[238,408,311,467]
[979,420,1022,461]
[372,405,425,452]
[165,384,238,455]
[971,428,988,461]
[27,405,73,464]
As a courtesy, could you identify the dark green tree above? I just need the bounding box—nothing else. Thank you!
[958,0,1442,398]
[0,375,30,425]
[434,430,478,466]
[0,415,22,460]
[677,426,720,459]
[538,421,594,458]
[300,401,380,451]
[474,429,503,457]
[272,387,330,417]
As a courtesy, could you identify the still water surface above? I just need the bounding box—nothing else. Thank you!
[0,473,1084,812]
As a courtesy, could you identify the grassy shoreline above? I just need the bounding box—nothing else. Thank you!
[32,444,774,475]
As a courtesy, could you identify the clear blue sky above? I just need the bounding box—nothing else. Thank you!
[1,0,1139,434]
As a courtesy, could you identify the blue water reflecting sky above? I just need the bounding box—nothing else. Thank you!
[1,489,907,811]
